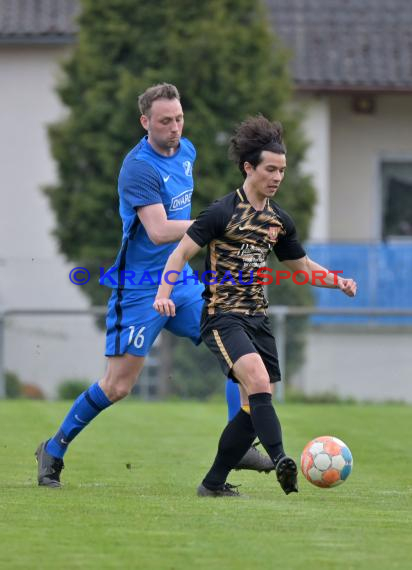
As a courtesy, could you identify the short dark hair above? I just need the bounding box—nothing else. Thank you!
[229,115,286,177]
[138,83,180,116]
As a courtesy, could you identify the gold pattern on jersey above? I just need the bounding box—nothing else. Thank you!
[205,197,285,315]
[209,241,218,315]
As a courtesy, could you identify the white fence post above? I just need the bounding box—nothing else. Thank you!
[0,312,5,398]
[272,306,288,403]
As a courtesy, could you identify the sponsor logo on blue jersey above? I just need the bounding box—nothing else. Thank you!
[170,189,193,211]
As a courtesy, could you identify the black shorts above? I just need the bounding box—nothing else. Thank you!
[200,311,281,384]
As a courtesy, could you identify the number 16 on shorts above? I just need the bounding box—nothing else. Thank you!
[128,326,146,349]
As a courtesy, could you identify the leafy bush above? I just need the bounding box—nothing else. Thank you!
[285,387,356,405]
[171,340,225,400]
[58,379,90,400]
[5,371,22,398]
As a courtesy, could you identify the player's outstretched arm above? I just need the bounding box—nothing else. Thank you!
[153,234,202,316]
[282,256,357,297]
[138,203,193,245]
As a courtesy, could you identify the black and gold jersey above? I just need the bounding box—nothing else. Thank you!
[187,187,305,315]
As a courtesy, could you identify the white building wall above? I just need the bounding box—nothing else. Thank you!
[0,46,106,397]
[0,45,69,261]
[329,94,412,240]
[294,328,412,403]
[297,96,331,241]
[293,95,412,402]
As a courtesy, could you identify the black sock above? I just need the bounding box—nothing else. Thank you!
[249,392,285,465]
[202,409,256,490]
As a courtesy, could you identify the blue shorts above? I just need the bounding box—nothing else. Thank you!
[105,282,203,357]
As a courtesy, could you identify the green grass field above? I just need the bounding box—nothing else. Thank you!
[1,400,411,569]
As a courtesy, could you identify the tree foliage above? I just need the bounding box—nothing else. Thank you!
[46,0,316,395]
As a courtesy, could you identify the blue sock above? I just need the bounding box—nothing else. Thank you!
[46,382,112,459]
[225,379,241,422]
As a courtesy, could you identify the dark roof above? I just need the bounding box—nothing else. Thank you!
[1,0,411,91]
[266,0,412,91]
[0,0,78,43]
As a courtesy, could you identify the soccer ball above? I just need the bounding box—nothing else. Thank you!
[300,436,353,488]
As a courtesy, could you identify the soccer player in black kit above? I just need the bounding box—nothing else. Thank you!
[154,115,357,497]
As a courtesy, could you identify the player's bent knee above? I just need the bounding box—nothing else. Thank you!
[109,383,133,402]
[101,354,144,401]
[234,354,270,393]
[247,377,271,394]
[100,376,136,402]
[236,371,270,394]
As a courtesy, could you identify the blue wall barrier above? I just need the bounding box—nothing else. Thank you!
[305,243,412,325]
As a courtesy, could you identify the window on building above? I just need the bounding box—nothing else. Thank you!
[381,161,412,239]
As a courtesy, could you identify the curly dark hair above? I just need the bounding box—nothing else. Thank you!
[229,115,286,178]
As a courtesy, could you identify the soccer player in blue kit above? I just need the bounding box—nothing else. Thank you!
[35,83,272,487]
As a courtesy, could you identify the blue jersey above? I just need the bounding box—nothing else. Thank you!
[101,136,196,289]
